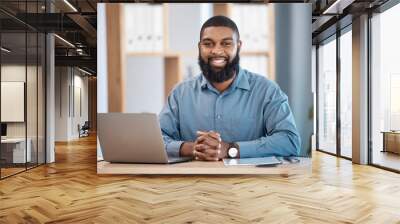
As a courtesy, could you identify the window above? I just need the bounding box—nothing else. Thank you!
[370,3,400,171]
[316,23,354,159]
[317,36,337,154]
[339,28,352,158]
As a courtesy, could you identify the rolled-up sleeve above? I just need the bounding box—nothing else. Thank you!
[159,89,183,157]
[238,86,301,158]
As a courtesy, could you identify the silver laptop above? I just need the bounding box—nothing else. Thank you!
[98,113,192,164]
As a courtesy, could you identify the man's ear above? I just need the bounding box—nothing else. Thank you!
[237,40,242,50]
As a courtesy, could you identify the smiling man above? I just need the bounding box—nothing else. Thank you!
[159,16,301,161]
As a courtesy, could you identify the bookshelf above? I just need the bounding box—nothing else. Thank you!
[123,3,182,104]
[105,3,273,112]
[164,54,182,101]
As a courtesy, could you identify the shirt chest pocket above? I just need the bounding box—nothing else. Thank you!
[227,116,257,141]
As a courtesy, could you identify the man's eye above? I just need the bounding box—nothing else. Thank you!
[222,42,232,47]
[203,42,212,47]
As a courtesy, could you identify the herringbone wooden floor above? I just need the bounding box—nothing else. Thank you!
[1,134,400,224]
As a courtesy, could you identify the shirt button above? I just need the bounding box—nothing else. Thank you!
[217,115,221,119]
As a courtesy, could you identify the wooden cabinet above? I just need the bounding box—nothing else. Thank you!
[382,131,400,154]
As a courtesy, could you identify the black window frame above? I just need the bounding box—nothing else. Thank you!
[315,17,353,161]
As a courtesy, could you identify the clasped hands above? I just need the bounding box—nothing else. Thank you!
[192,130,229,161]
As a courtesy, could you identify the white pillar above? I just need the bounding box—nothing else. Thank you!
[46,33,55,163]
[352,14,369,164]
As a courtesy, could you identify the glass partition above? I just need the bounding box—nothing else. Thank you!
[1,30,28,178]
[0,1,46,179]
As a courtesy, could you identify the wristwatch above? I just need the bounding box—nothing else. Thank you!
[227,142,240,158]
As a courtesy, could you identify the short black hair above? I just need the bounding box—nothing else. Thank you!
[199,15,240,40]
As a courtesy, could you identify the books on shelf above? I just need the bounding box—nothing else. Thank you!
[231,4,269,52]
[231,4,269,77]
[124,4,164,53]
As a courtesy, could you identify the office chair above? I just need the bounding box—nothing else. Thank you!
[79,121,90,138]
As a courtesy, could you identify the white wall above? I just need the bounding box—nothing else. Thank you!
[55,67,89,141]
[1,64,46,163]
[1,66,26,127]
[55,67,69,141]
[1,82,25,122]
[1,65,26,81]
[71,74,89,138]
[1,65,36,138]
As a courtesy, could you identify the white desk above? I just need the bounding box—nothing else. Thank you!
[1,138,31,163]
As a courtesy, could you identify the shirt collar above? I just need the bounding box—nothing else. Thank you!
[200,67,250,91]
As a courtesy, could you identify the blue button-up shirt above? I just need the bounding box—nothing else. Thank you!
[159,67,301,158]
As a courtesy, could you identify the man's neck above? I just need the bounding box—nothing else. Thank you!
[212,73,236,93]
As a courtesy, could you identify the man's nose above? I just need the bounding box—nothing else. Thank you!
[211,45,224,55]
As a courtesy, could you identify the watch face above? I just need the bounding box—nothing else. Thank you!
[228,148,238,158]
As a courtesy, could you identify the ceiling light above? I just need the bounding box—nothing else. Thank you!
[54,34,75,48]
[1,47,11,53]
[76,48,85,55]
[63,0,78,12]
[78,67,93,76]
[323,0,354,15]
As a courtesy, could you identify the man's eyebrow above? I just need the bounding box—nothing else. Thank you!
[201,38,214,42]
[201,37,234,42]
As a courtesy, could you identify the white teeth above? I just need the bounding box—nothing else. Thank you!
[211,58,226,65]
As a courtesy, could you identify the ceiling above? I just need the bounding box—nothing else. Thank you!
[311,0,390,43]
[0,0,97,74]
[0,0,393,75]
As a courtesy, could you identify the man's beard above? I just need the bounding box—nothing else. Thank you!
[198,51,240,83]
